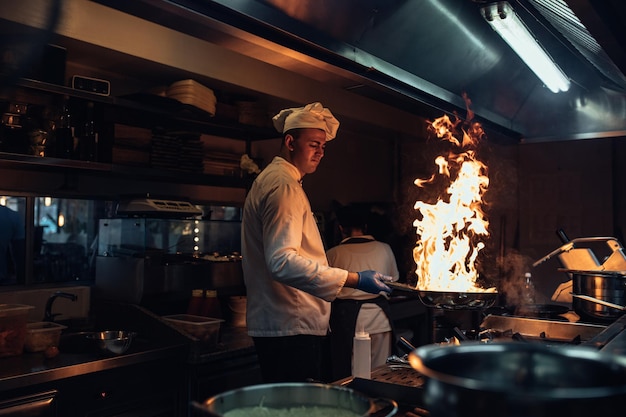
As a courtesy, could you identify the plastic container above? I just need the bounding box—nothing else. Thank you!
[227,296,247,327]
[0,304,35,357]
[352,329,371,379]
[163,314,223,347]
[24,322,67,352]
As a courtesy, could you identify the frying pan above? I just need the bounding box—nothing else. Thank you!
[388,282,497,309]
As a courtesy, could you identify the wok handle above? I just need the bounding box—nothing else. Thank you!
[571,293,626,311]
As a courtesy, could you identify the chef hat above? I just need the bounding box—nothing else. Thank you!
[272,102,340,141]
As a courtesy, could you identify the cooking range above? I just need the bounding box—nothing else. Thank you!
[342,234,626,417]
[340,313,626,417]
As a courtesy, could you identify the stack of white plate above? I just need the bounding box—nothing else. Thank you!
[167,79,216,116]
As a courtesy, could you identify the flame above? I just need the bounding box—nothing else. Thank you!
[413,112,495,293]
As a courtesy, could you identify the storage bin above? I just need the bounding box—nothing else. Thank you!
[163,314,223,347]
[0,304,35,357]
[24,321,67,352]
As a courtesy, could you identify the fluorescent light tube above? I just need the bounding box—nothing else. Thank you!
[481,1,570,93]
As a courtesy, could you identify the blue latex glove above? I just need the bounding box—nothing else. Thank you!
[356,270,392,295]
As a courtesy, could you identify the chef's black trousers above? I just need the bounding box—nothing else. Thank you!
[252,334,331,383]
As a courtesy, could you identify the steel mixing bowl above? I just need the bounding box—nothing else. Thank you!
[89,330,137,355]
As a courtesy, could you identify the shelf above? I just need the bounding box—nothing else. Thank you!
[0,152,111,172]
[109,163,253,188]
[1,79,267,193]
[13,79,279,141]
[0,152,252,189]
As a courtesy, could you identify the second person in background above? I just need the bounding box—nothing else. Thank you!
[327,204,400,380]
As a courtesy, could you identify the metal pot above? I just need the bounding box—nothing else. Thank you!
[409,342,626,417]
[191,382,398,417]
[564,269,626,323]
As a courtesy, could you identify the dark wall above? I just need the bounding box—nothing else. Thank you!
[519,138,620,301]
[395,130,625,305]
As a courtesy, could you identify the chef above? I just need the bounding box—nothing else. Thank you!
[241,102,392,383]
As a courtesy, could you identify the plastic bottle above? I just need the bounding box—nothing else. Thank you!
[352,326,371,379]
[186,289,204,316]
[77,101,98,161]
[201,289,222,318]
[523,272,535,305]
[55,96,75,159]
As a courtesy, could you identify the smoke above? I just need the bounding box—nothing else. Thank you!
[497,250,535,306]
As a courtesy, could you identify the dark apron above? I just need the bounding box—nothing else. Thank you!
[328,237,398,381]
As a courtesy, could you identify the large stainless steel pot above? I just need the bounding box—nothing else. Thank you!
[191,382,398,417]
[562,269,626,323]
[409,342,626,417]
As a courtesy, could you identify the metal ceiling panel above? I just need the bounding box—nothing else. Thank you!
[530,0,626,90]
[94,0,626,142]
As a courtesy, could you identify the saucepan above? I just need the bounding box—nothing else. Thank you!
[191,382,398,417]
[409,342,626,417]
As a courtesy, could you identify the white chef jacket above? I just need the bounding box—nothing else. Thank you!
[326,236,400,334]
[242,156,348,337]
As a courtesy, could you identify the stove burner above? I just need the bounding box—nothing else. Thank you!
[478,314,606,345]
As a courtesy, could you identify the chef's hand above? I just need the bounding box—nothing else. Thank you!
[356,270,392,295]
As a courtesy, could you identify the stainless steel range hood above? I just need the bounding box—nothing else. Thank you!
[79,0,626,142]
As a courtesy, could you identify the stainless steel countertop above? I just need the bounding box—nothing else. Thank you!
[0,302,256,392]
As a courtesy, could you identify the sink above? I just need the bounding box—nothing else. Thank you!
[56,318,95,333]
[58,332,97,354]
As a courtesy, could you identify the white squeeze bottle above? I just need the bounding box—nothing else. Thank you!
[352,325,371,379]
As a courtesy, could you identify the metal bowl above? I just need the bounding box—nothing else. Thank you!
[88,330,137,355]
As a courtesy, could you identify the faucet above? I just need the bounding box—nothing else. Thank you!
[44,291,78,322]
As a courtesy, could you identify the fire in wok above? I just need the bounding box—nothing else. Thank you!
[410,96,497,308]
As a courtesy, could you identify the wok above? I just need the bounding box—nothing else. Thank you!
[388,282,497,309]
